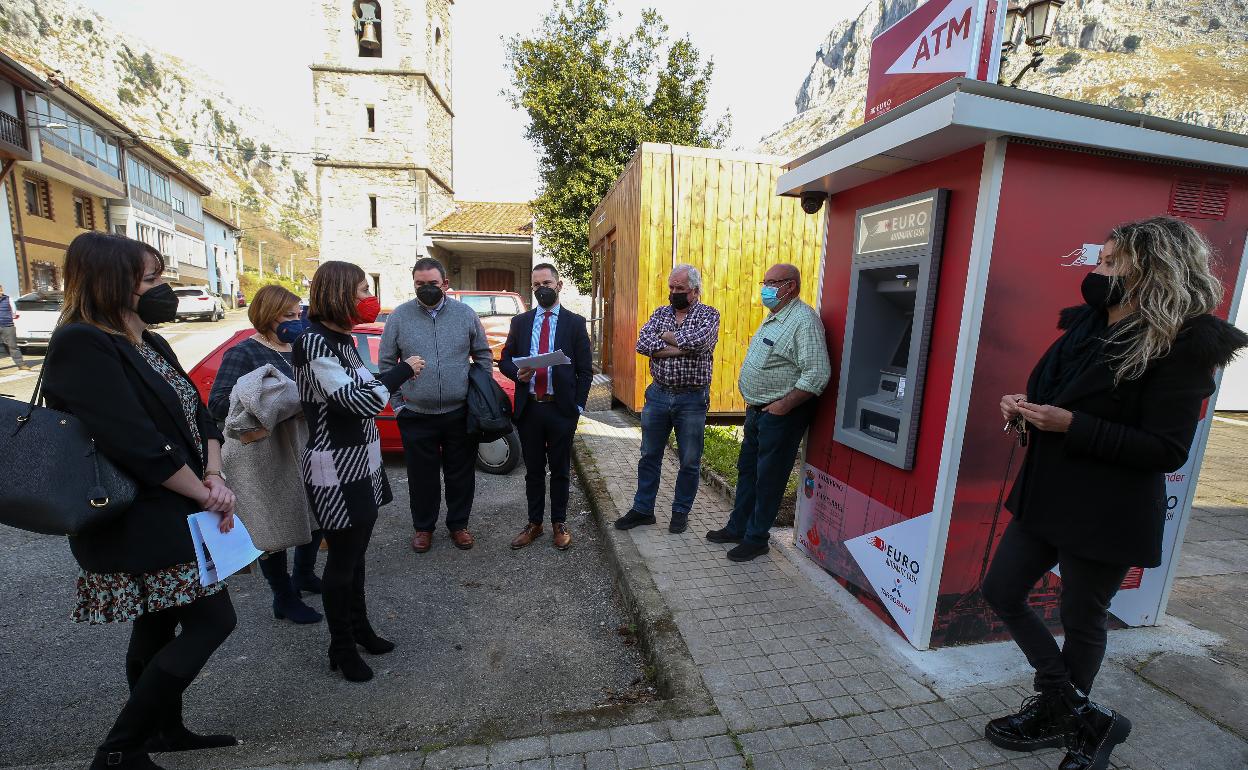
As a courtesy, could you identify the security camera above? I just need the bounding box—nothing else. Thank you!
[800,190,827,215]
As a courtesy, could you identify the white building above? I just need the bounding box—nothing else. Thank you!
[311,0,454,308]
[204,210,240,307]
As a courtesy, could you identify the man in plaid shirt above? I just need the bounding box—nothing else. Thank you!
[615,265,720,534]
[707,262,830,562]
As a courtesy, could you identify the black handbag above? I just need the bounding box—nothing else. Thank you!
[0,368,136,535]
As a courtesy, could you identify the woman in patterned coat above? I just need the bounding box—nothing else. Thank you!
[293,261,422,682]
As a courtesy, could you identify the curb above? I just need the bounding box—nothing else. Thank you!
[572,432,718,722]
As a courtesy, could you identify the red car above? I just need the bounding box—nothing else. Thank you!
[188,323,522,474]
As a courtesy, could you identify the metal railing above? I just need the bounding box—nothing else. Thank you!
[0,110,27,150]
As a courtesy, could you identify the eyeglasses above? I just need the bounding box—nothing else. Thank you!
[760,278,794,287]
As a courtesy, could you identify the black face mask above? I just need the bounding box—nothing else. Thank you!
[534,286,558,309]
[1080,272,1126,309]
[669,292,690,310]
[134,283,178,325]
[416,283,444,307]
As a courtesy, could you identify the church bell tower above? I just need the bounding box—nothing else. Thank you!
[311,0,454,307]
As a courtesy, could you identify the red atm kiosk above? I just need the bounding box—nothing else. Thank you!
[777,78,1248,650]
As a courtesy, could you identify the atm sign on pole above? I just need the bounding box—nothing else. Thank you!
[864,0,1006,122]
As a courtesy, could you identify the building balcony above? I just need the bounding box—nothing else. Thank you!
[0,108,32,161]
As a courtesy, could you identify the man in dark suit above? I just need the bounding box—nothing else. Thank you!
[500,263,593,551]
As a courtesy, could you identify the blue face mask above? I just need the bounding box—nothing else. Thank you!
[275,319,309,344]
[761,284,787,309]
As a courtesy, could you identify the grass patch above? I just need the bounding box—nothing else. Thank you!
[702,425,741,484]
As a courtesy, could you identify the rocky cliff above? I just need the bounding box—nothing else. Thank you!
[0,0,316,247]
[759,0,1248,158]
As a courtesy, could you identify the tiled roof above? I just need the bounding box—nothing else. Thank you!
[429,201,533,237]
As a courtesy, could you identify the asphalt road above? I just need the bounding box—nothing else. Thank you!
[0,317,648,769]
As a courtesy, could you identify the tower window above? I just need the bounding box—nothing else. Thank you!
[354,1,383,58]
[366,106,376,132]
[369,196,378,228]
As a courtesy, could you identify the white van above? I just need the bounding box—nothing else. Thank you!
[13,291,63,352]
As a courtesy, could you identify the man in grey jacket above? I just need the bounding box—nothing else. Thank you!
[380,257,493,553]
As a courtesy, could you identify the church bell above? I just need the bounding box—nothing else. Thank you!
[356,1,381,50]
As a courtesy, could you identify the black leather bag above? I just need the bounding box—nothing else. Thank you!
[465,363,514,443]
[0,369,136,535]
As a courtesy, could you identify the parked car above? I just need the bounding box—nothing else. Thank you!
[12,291,64,353]
[174,286,225,322]
[236,289,247,308]
[188,323,522,474]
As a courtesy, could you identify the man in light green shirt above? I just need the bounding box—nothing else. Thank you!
[708,263,831,561]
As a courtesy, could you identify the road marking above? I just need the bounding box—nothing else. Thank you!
[0,372,34,384]
[1213,415,1248,428]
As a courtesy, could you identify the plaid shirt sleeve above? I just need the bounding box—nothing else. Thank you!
[636,307,668,356]
[674,304,719,354]
[792,310,832,395]
[208,344,256,422]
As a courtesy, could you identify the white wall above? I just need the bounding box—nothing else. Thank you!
[0,180,19,292]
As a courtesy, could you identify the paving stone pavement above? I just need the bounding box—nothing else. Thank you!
[159,411,1248,770]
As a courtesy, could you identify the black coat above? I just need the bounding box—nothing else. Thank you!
[499,307,593,420]
[1006,306,1248,568]
[42,323,223,574]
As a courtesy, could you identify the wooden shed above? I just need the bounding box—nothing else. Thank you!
[588,143,825,416]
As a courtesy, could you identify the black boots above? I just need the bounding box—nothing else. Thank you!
[291,535,324,595]
[985,688,1073,751]
[124,658,236,755]
[986,683,1131,770]
[88,749,164,769]
[351,578,395,655]
[260,551,323,624]
[614,509,657,529]
[324,585,373,682]
[1059,695,1132,770]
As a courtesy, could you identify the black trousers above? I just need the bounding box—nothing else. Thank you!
[397,406,478,532]
[104,589,237,751]
[516,402,578,524]
[322,516,375,650]
[982,519,1129,694]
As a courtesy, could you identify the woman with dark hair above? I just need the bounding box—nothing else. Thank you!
[209,284,323,625]
[294,261,423,682]
[42,232,240,769]
[982,216,1247,770]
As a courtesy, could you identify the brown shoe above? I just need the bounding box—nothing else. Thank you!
[450,529,475,550]
[552,523,572,551]
[510,523,543,549]
[411,531,432,553]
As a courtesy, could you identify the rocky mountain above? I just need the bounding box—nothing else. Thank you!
[759,0,1248,158]
[0,0,317,249]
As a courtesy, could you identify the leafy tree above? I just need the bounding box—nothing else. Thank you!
[238,137,257,163]
[171,137,192,158]
[1122,35,1142,52]
[507,0,729,291]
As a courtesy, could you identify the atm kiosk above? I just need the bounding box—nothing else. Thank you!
[778,78,1248,650]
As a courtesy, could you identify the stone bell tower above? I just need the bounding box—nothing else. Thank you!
[312,0,454,308]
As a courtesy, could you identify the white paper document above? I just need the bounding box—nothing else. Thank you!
[187,511,264,587]
[512,349,572,369]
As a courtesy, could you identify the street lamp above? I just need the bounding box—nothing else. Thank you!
[257,241,267,278]
[1000,0,1066,87]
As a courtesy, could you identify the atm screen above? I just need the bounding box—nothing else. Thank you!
[889,323,912,371]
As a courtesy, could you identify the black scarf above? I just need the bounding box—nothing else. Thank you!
[1032,308,1109,404]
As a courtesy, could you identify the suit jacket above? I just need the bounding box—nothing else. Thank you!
[1005,305,1247,568]
[500,306,593,420]
[42,323,223,574]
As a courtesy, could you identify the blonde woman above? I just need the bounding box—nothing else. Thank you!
[982,216,1247,770]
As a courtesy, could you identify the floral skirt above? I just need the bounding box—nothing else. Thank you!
[72,561,224,625]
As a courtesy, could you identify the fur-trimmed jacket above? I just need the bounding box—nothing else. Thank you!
[1006,305,1248,567]
[222,364,316,552]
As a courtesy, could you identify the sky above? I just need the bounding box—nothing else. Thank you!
[76,0,863,202]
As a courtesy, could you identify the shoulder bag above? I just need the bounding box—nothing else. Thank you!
[0,368,136,535]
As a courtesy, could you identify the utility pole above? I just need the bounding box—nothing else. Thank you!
[258,241,267,278]
[289,254,294,281]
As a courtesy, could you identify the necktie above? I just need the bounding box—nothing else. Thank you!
[536,311,551,398]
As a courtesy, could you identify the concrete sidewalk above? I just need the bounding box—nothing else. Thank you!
[51,410,1246,770]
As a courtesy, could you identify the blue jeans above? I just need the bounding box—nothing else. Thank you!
[725,401,815,546]
[631,383,710,518]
